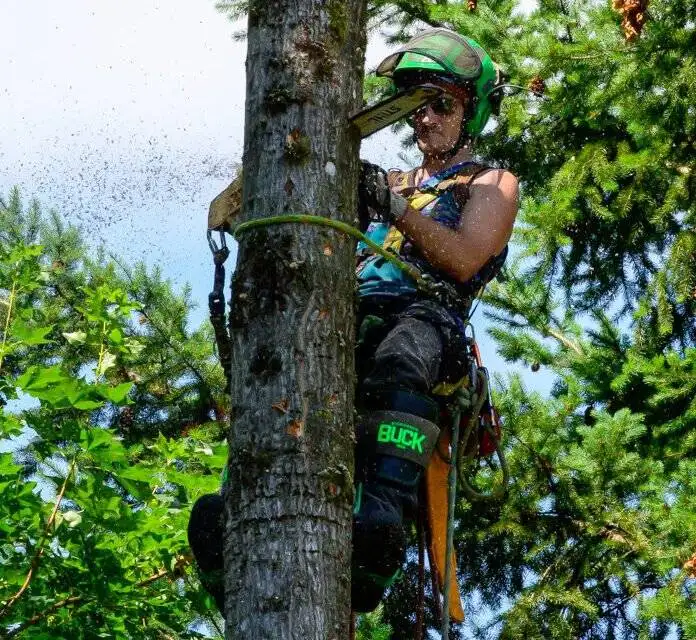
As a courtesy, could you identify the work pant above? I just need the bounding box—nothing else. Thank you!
[356,296,469,403]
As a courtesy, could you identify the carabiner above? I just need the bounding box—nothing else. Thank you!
[207,229,227,254]
[207,229,229,264]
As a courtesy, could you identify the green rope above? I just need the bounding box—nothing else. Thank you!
[233,214,425,285]
[441,370,510,635]
[457,368,510,503]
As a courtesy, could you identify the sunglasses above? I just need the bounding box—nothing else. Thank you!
[414,95,458,118]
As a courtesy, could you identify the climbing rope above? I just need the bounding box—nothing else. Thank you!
[208,213,428,395]
[440,369,509,637]
[457,367,509,503]
[208,213,436,395]
[232,214,425,284]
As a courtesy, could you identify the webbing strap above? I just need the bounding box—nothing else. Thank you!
[417,160,480,191]
[207,231,232,393]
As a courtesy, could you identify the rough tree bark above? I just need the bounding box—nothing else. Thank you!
[224,1,367,638]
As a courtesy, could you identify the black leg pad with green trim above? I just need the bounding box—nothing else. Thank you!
[360,410,440,471]
[352,409,439,612]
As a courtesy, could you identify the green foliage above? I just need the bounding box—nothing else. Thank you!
[355,606,393,640]
[0,193,226,638]
[457,263,696,639]
[0,189,228,442]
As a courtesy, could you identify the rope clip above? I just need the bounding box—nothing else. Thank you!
[207,229,230,264]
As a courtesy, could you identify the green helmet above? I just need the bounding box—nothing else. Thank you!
[376,28,505,139]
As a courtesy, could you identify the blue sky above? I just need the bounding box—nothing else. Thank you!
[1,0,554,396]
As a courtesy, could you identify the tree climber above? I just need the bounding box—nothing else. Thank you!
[351,28,518,611]
[188,27,518,616]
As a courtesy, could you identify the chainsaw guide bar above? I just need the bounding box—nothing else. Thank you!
[349,85,443,138]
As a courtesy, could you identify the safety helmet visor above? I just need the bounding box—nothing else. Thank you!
[376,29,483,81]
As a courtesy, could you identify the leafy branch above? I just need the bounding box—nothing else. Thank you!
[1,555,196,640]
[0,458,77,620]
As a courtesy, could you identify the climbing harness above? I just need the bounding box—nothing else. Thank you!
[207,213,427,386]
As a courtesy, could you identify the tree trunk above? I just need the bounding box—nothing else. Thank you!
[224,1,366,638]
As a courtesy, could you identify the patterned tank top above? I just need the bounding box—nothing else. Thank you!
[356,161,505,306]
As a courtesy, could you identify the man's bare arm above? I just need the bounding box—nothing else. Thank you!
[394,169,519,284]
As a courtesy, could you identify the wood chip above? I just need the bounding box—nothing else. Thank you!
[272,399,289,414]
[286,419,304,438]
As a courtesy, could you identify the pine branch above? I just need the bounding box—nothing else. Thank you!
[556,0,574,43]
[508,432,559,495]
[599,580,663,617]
[110,255,210,388]
[544,327,583,355]
[568,49,637,60]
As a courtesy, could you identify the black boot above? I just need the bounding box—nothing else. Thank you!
[352,393,440,612]
[351,464,417,611]
[188,493,225,613]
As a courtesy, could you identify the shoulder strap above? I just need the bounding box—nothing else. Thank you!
[412,163,493,210]
[447,165,494,207]
[418,161,481,190]
[430,163,491,191]
[389,162,493,211]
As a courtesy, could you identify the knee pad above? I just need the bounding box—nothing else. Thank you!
[351,390,440,612]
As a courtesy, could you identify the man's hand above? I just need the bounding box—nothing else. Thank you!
[358,161,391,226]
[358,161,408,229]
